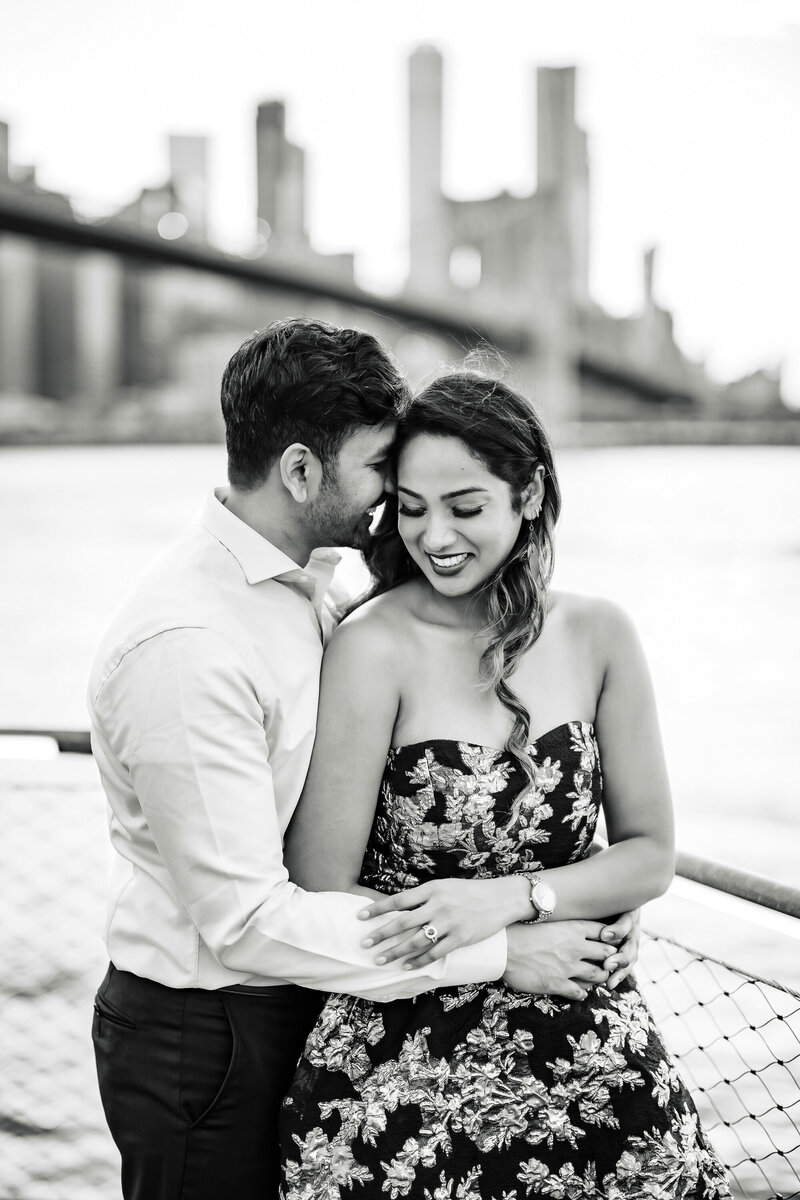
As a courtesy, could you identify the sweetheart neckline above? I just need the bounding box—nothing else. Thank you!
[389,719,596,759]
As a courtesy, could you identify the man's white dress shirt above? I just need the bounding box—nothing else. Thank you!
[88,490,507,1001]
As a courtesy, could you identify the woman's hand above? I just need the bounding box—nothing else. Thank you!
[599,908,641,989]
[504,921,614,999]
[358,877,532,967]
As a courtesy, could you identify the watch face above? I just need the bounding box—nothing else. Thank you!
[533,882,556,913]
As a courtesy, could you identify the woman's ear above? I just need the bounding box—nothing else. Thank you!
[279,443,323,504]
[520,465,546,520]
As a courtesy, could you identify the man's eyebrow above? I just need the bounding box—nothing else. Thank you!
[397,486,489,500]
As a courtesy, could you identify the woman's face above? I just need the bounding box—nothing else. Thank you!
[396,433,538,599]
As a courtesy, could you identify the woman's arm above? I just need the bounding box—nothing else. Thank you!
[365,600,673,968]
[284,602,536,961]
[569,599,675,906]
[531,599,675,917]
[283,606,399,900]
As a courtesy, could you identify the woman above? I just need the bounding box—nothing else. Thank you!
[280,372,730,1199]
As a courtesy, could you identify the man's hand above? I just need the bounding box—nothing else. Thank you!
[599,909,641,989]
[503,921,614,1000]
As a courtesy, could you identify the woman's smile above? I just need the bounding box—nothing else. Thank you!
[426,551,472,574]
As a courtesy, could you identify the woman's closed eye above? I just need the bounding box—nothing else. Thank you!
[398,504,484,519]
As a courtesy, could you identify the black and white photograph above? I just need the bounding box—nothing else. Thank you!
[1,2,798,1198]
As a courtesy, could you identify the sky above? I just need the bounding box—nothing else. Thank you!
[2,0,799,402]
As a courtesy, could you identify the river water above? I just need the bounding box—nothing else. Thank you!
[1,442,799,884]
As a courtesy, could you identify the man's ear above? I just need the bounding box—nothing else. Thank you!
[520,465,546,520]
[278,443,323,504]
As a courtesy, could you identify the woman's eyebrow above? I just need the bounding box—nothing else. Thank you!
[397,486,488,500]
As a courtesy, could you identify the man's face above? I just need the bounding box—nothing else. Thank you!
[309,422,397,550]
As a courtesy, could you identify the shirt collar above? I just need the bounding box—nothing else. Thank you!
[202,489,341,613]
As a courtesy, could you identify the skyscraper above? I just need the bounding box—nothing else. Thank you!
[256,101,307,256]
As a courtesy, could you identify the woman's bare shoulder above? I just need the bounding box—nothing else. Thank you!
[549,590,640,653]
[328,583,418,664]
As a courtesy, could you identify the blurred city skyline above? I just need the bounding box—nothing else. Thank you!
[2,0,799,402]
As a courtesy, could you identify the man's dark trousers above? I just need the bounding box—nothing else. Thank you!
[92,963,325,1200]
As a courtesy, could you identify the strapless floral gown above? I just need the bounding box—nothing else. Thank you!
[280,721,730,1199]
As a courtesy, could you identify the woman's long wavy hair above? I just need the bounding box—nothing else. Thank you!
[362,369,561,785]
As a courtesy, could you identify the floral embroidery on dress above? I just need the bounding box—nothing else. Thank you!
[281,722,731,1200]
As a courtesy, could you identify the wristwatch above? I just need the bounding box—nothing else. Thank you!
[524,874,557,922]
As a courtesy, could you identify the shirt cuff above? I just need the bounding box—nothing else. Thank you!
[438,928,507,988]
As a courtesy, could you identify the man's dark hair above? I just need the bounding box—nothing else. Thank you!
[220,318,409,490]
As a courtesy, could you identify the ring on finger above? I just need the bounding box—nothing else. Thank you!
[422,924,439,943]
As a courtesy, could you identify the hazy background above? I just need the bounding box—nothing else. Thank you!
[2,0,799,397]
[1,7,800,1196]
[1,0,798,871]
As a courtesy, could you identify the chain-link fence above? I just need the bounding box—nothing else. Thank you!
[640,934,800,1199]
[1,750,114,1199]
[2,748,799,1199]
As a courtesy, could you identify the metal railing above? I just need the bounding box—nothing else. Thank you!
[1,729,798,1199]
[673,851,800,922]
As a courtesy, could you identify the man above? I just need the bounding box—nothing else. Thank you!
[89,318,633,1200]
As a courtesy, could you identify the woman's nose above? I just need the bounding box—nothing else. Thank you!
[423,514,457,551]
